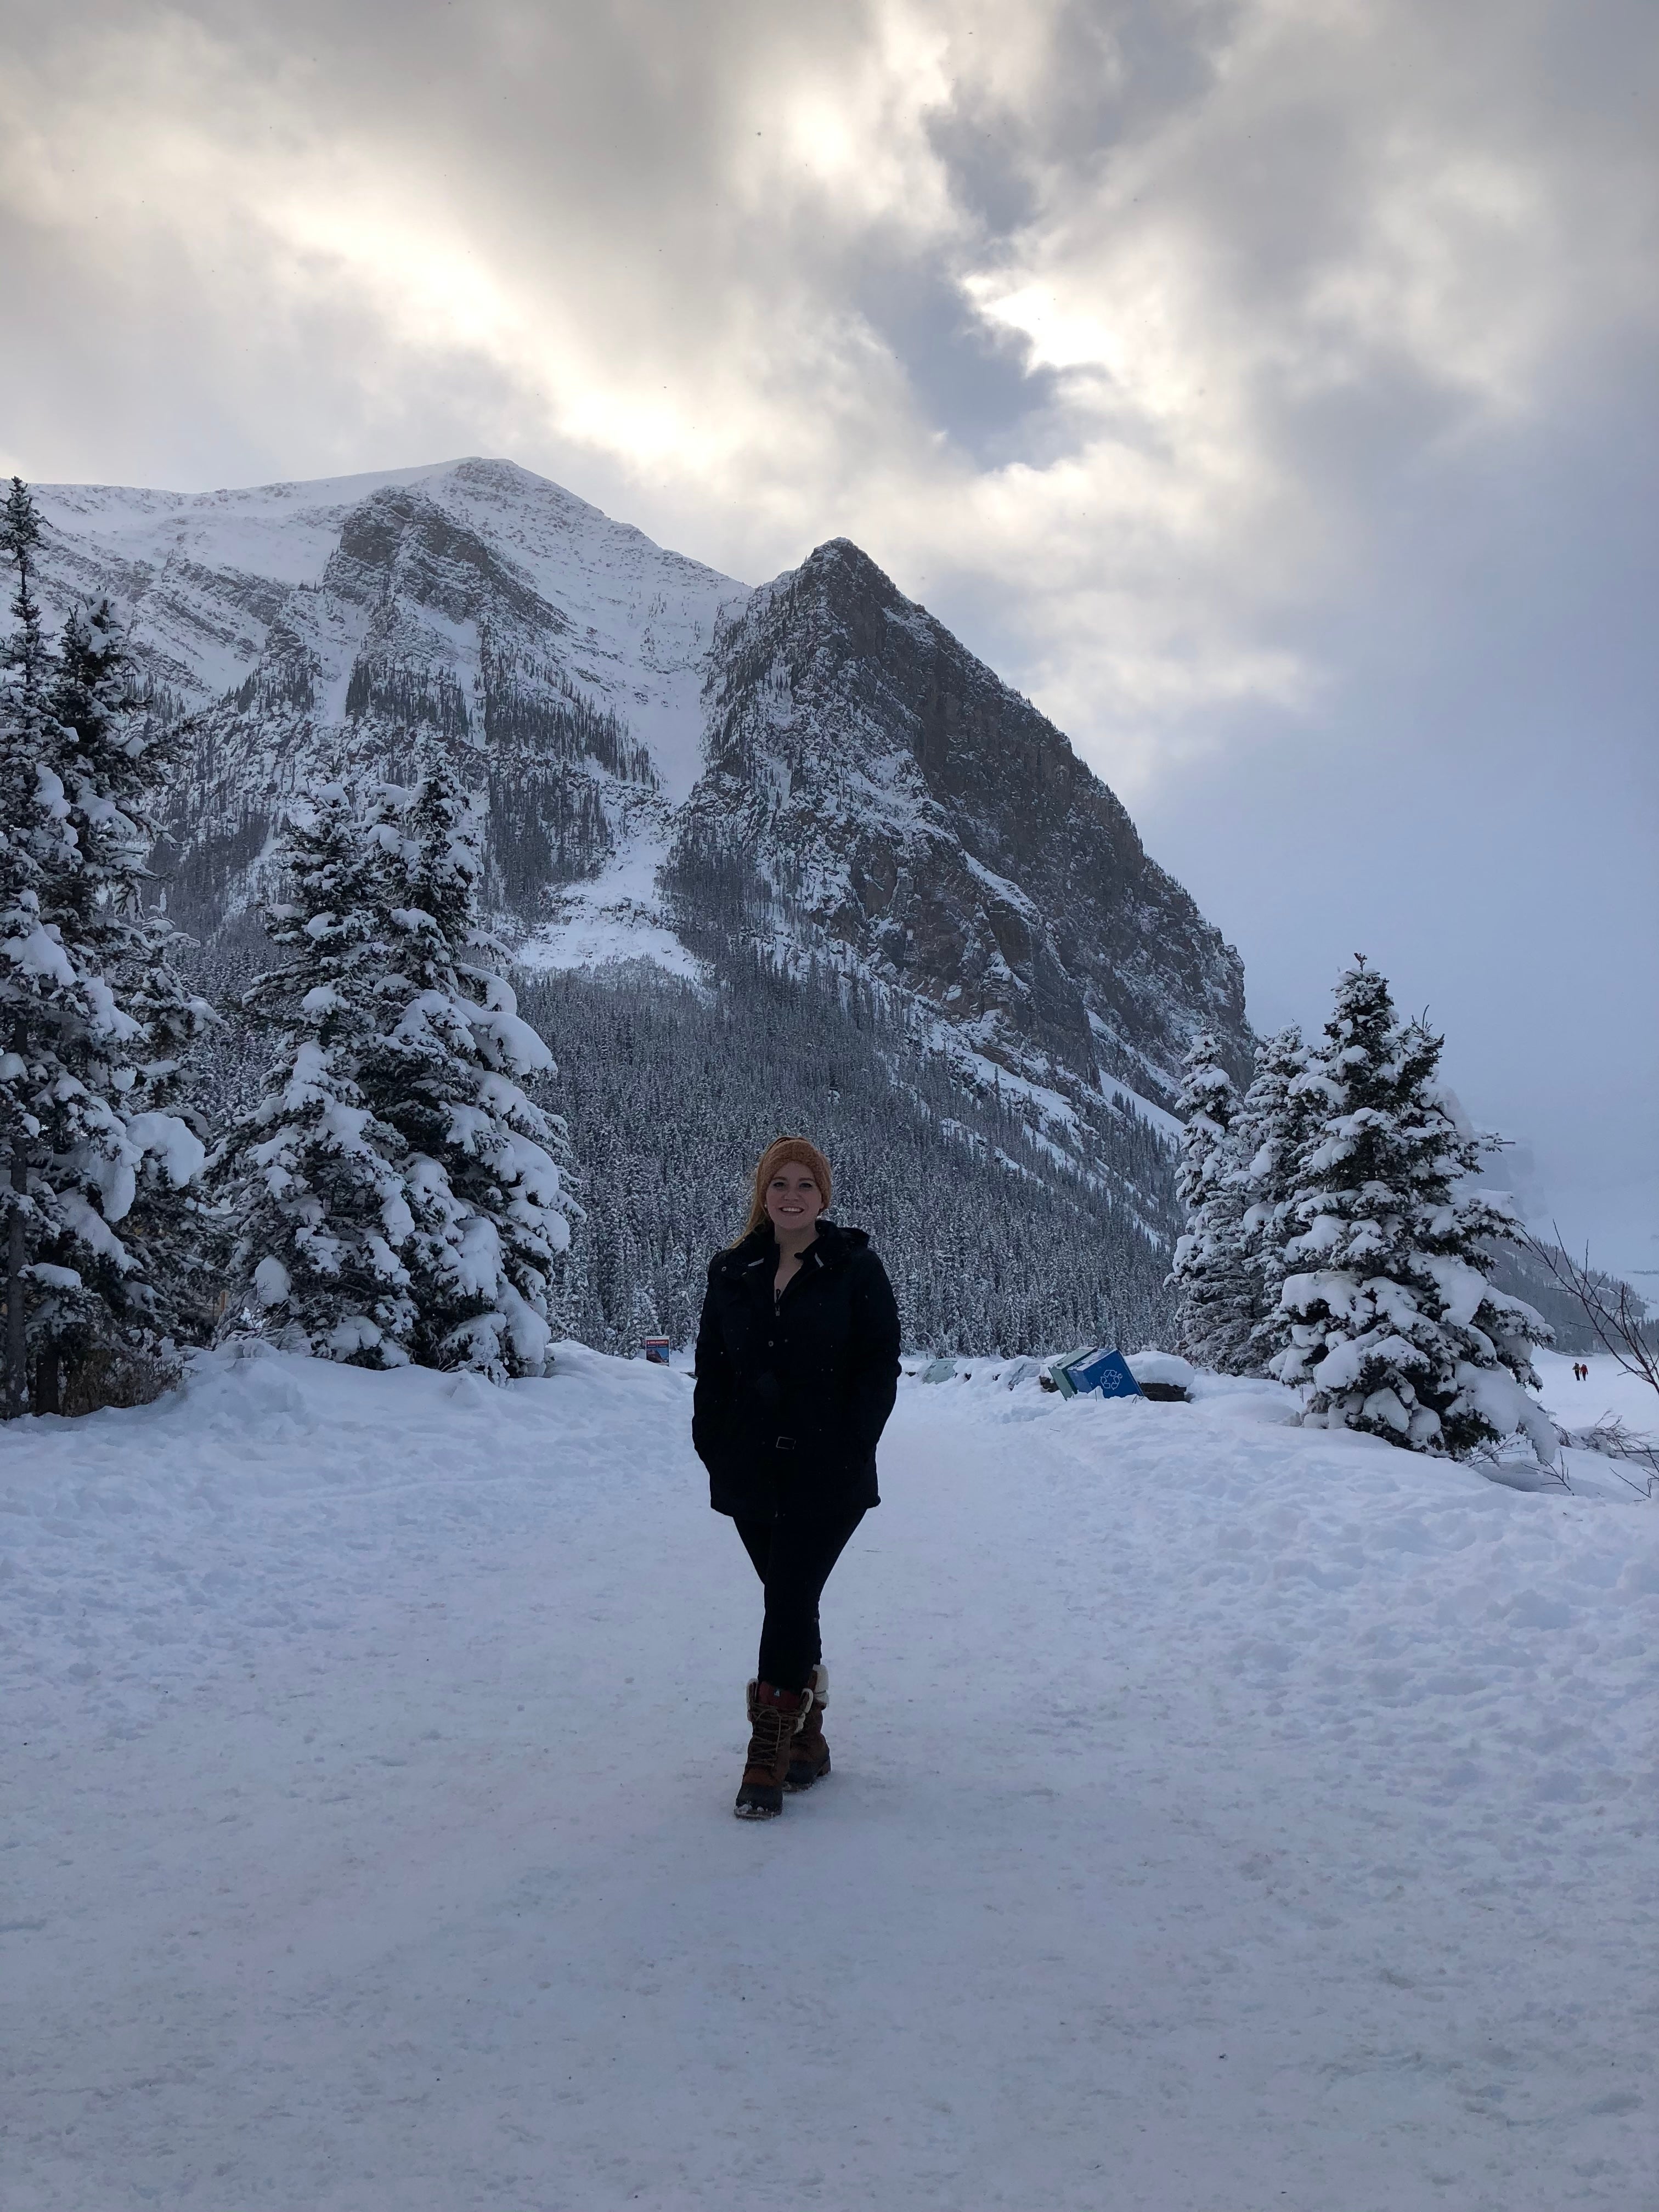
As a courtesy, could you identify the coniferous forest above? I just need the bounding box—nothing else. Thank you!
[516,956,1181,1360]
[189,938,1182,1365]
[2,467,1629,1457]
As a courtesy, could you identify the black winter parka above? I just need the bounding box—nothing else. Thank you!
[692,1220,901,1520]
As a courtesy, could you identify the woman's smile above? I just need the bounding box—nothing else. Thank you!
[765,1169,823,1242]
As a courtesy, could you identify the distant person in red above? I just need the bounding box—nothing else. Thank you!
[692,1136,901,1820]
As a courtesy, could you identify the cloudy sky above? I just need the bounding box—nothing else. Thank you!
[3,0,1655,1268]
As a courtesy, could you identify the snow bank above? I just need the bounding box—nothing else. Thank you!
[4,1344,1655,2209]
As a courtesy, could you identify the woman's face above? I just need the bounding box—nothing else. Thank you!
[764,1166,824,1238]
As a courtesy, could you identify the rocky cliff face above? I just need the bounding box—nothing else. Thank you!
[26,459,1251,1135]
[29,459,738,940]
[677,538,1246,1111]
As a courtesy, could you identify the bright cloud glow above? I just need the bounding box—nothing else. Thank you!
[1,0,1654,1261]
[3,0,1649,783]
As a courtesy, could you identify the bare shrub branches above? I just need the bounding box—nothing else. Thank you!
[1521,1229,1658,1401]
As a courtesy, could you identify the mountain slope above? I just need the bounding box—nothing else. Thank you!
[32,459,739,797]
[25,460,1255,1339]
[676,536,1247,1112]
[31,460,744,942]
[30,459,1248,1101]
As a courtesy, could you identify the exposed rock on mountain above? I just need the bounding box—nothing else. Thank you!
[28,461,730,937]
[20,456,1264,1344]
[28,459,1248,1113]
[676,536,1247,1111]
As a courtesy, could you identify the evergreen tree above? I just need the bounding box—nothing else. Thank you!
[0,477,57,1413]
[215,784,417,1367]
[1233,1024,1315,1373]
[1,482,207,1414]
[47,599,217,1359]
[1169,1031,1255,1370]
[360,761,573,1379]
[1271,958,1552,1458]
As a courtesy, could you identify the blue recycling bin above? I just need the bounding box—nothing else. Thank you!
[1060,1348,1143,1401]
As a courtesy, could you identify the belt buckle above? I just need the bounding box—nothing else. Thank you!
[774,1434,797,1453]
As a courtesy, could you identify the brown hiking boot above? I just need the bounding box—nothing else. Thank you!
[786,1663,831,1791]
[735,1679,812,1820]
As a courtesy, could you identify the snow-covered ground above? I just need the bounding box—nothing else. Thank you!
[1535,1345,1659,1434]
[4,1347,1655,2209]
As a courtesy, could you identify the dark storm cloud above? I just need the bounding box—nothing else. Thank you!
[2,0,1654,1261]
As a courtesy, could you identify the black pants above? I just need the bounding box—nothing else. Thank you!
[733,1500,866,1693]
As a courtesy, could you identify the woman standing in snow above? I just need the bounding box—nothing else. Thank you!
[693,1137,901,1820]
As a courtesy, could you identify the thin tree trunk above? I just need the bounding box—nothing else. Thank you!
[4,1131,25,1420]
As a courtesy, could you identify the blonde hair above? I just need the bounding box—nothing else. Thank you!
[737,1136,833,1242]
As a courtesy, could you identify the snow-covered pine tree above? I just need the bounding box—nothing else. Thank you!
[47,597,217,1366]
[1271,958,1553,1458]
[1,481,208,1414]
[360,760,573,1380]
[1169,1031,1255,1370]
[215,783,418,1367]
[1232,1024,1316,1374]
[0,478,55,1413]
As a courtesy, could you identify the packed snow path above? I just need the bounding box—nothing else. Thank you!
[5,1348,1655,2211]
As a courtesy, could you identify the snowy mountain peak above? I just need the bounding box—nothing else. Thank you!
[680,512,1247,1110]
[24,458,1249,1126]
[33,461,748,800]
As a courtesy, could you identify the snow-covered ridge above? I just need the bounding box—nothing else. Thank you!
[22,455,1250,1187]
[32,457,749,803]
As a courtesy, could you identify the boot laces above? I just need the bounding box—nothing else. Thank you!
[745,1688,809,1771]
[746,1705,789,1765]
